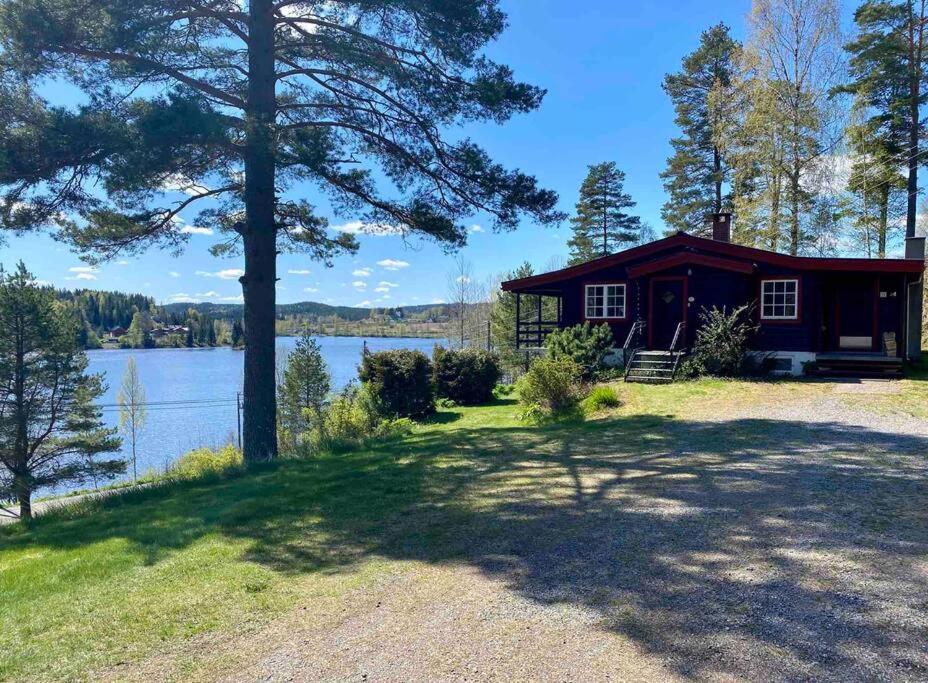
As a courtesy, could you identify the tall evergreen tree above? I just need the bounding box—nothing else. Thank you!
[842,1,926,246]
[567,162,641,264]
[661,23,742,235]
[0,0,562,465]
[0,263,122,520]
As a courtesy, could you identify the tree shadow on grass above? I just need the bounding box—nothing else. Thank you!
[5,412,928,679]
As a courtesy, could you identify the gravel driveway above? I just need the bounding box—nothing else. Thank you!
[115,381,928,682]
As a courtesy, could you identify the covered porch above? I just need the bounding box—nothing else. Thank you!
[512,289,564,349]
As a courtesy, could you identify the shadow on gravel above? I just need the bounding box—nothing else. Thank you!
[8,412,928,680]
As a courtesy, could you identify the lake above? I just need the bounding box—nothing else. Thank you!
[79,336,445,491]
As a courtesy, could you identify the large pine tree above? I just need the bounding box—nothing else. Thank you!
[0,0,563,464]
[842,1,927,245]
[661,23,742,235]
[567,162,641,265]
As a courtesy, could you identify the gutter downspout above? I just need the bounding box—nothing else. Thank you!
[905,237,926,362]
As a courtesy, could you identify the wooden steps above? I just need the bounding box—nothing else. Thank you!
[625,350,682,384]
[811,354,903,379]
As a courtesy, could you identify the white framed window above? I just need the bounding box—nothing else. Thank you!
[761,279,799,320]
[585,283,626,319]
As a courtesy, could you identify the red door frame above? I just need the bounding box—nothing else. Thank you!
[648,276,688,349]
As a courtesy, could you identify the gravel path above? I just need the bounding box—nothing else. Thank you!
[114,382,928,682]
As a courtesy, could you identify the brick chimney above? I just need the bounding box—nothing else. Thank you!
[711,213,732,242]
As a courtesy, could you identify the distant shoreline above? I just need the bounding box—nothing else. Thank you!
[92,331,447,351]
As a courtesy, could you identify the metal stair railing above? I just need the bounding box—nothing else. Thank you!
[669,322,686,381]
[623,320,646,380]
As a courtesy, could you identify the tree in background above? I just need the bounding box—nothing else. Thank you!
[117,357,147,482]
[661,24,743,235]
[740,0,844,254]
[277,333,330,450]
[124,310,154,349]
[490,262,533,364]
[447,256,476,349]
[0,263,122,520]
[0,0,562,465]
[842,1,924,250]
[567,162,641,264]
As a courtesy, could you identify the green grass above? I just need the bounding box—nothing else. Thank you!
[0,376,906,681]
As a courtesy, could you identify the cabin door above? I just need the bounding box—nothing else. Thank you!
[649,277,687,349]
[835,278,876,352]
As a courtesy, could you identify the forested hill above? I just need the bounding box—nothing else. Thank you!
[160,300,450,322]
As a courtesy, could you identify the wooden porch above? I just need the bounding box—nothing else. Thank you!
[514,292,563,349]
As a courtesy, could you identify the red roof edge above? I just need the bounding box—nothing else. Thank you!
[501,233,924,292]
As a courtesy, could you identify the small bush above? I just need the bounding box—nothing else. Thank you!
[170,444,242,480]
[308,383,415,453]
[544,322,615,380]
[432,346,502,405]
[581,385,621,414]
[687,304,758,377]
[359,349,434,419]
[516,356,584,419]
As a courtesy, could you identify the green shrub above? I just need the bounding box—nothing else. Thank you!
[581,385,621,414]
[432,346,501,405]
[359,349,434,419]
[516,356,584,419]
[688,304,758,377]
[170,444,242,480]
[307,383,416,454]
[544,322,614,380]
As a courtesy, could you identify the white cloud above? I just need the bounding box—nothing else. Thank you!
[180,225,214,236]
[468,224,484,234]
[377,258,410,271]
[116,260,130,266]
[303,287,319,293]
[374,286,390,293]
[333,221,404,237]
[288,269,311,275]
[67,266,98,281]
[456,275,472,284]
[378,281,399,288]
[169,271,181,278]
[356,300,373,307]
[352,267,372,277]
[196,268,245,280]
[352,280,368,290]
[168,293,195,302]
[196,290,221,298]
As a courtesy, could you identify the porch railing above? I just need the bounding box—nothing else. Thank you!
[623,320,647,376]
[516,319,561,348]
[669,322,686,380]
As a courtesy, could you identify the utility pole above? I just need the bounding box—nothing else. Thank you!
[236,392,242,449]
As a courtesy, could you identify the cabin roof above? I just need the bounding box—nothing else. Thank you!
[501,232,925,292]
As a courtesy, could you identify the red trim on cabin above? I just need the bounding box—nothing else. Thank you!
[581,281,628,322]
[627,252,754,278]
[648,276,688,348]
[758,276,803,326]
[500,232,924,292]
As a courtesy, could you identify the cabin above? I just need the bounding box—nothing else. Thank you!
[501,214,926,379]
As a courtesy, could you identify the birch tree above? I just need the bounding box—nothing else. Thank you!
[117,357,146,482]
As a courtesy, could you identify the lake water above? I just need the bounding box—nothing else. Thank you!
[80,336,444,490]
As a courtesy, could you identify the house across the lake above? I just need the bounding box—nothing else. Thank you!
[501,214,926,378]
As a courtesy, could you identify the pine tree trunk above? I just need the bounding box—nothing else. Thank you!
[907,2,922,239]
[15,475,31,521]
[242,0,278,464]
[714,145,722,213]
[879,185,889,259]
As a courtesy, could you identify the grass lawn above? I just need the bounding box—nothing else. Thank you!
[2,377,928,681]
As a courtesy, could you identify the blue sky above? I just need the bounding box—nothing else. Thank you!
[1,0,799,308]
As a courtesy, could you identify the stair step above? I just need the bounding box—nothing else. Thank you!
[626,375,673,384]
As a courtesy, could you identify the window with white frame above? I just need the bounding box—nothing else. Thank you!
[585,284,626,319]
[761,279,799,320]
